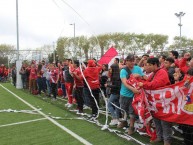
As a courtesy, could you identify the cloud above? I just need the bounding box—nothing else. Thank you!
[0,0,193,50]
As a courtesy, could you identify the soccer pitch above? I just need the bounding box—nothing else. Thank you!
[0,83,161,145]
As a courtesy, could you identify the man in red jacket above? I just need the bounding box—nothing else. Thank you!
[139,57,172,145]
[83,59,102,119]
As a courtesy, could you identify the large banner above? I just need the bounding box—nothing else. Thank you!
[130,75,193,126]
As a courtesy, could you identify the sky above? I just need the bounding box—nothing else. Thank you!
[0,0,192,50]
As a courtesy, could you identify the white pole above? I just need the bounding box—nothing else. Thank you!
[16,0,22,89]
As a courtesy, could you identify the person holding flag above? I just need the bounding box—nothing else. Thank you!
[138,57,172,145]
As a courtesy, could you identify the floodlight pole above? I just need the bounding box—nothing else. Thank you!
[16,0,19,60]
[16,0,22,89]
[175,12,185,50]
[70,23,77,57]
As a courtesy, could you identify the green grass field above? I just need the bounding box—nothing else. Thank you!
[0,82,180,145]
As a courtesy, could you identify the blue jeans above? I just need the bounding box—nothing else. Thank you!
[46,79,51,95]
[108,94,120,119]
[37,77,45,94]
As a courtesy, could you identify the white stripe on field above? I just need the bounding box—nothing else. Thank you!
[0,84,92,145]
[0,118,46,128]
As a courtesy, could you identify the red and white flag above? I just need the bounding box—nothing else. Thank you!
[97,46,118,65]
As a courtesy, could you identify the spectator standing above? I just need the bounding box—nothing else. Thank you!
[19,64,27,89]
[11,65,16,86]
[106,63,121,125]
[118,54,144,136]
[138,57,172,145]
[83,59,102,119]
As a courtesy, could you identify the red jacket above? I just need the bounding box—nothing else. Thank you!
[179,58,189,74]
[83,66,102,89]
[142,68,170,89]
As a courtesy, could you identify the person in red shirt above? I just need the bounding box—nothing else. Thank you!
[83,59,102,119]
[63,59,74,107]
[71,60,84,114]
[179,52,192,74]
[59,65,66,98]
[29,63,37,94]
[159,55,167,69]
[138,57,172,145]
[0,64,6,82]
[169,50,179,68]
[36,64,45,95]
[50,64,59,100]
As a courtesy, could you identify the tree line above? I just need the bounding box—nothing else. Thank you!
[1,32,193,65]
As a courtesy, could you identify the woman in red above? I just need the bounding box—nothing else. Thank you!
[50,64,58,100]
[59,65,66,98]
[36,64,45,95]
[29,64,37,94]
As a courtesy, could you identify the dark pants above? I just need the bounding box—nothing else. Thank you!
[83,88,90,107]
[21,76,27,89]
[12,76,16,86]
[51,83,57,99]
[42,77,47,91]
[181,124,193,145]
[74,87,84,111]
[88,88,99,115]
[37,77,45,94]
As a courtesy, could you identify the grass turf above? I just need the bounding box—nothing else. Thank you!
[0,83,165,145]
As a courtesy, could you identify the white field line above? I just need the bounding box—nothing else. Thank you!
[0,118,46,128]
[0,84,92,145]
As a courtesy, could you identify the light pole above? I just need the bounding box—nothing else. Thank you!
[70,23,77,58]
[70,23,75,39]
[175,12,185,50]
[15,0,22,89]
[53,41,55,63]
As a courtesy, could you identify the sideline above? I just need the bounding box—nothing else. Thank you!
[0,84,92,145]
[0,118,46,128]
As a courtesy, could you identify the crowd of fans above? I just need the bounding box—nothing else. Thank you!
[1,50,193,145]
[0,64,9,82]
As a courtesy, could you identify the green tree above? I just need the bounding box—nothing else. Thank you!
[78,36,90,60]
[97,34,110,57]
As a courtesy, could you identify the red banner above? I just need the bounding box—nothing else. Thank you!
[129,75,193,126]
[97,47,118,65]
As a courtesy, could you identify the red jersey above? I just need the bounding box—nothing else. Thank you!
[72,67,83,87]
[30,68,37,80]
[50,69,58,83]
[59,70,65,84]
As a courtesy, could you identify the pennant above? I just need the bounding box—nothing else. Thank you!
[97,47,118,65]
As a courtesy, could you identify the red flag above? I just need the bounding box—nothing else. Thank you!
[127,75,156,141]
[97,47,118,65]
